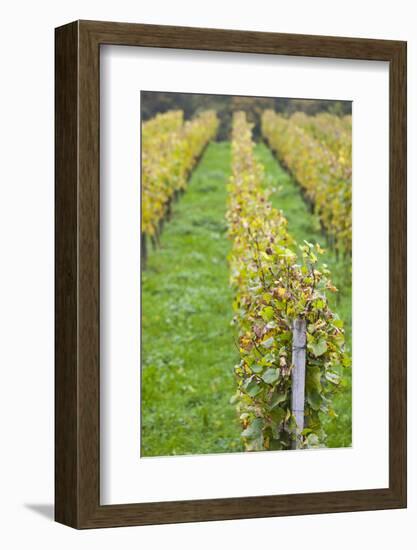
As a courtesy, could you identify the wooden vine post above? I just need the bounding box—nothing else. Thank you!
[291,317,307,449]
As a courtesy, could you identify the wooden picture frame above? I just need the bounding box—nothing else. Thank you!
[55,20,407,529]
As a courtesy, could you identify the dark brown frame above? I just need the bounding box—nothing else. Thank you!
[55,20,407,529]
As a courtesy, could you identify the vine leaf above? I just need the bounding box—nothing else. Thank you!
[309,338,327,357]
[262,368,280,385]
[269,391,286,409]
[241,417,263,438]
[244,379,262,397]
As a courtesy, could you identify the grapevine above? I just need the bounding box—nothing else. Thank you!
[228,112,349,451]
[261,110,352,255]
[141,110,219,240]
[290,111,352,180]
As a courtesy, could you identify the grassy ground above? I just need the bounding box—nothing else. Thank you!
[141,142,242,456]
[255,143,352,448]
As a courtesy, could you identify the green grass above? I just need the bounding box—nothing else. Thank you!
[255,143,352,448]
[141,142,242,456]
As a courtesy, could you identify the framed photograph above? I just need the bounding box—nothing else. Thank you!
[55,20,407,528]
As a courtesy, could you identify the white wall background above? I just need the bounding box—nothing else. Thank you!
[0,0,415,547]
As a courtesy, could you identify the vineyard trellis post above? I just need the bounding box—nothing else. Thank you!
[291,317,307,450]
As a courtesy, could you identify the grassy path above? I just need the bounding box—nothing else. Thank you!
[141,142,242,457]
[255,143,352,448]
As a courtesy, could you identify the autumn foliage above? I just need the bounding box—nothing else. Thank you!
[141,110,219,238]
[262,110,352,255]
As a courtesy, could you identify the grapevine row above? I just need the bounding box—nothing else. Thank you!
[261,110,352,255]
[290,112,352,179]
[141,110,219,240]
[227,112,348,451]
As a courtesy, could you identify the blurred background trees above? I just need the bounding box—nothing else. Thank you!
[141,91,351,140]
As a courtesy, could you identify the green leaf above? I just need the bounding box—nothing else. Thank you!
[241,417,263,438]
[245,379,262,397]
[306,366,322,393]
[261,306,274,322]
[251,364,264,374]
[262,293,272,304]
[309,338,327,357]
[269,391,286,409]
[313,299,325,310]
[325,371,341,385]
[333,333,345,347]
[270,406,286,424]
[245,435,264,451]
[262,368,280,385]
[305,433,321,448]
[307,389,322,410]
[261,336,274,349]
[280,331,292,342]
[342,354,352,367]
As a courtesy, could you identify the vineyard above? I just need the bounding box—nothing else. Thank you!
[141,110,219,263]
[141,102,352,457]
